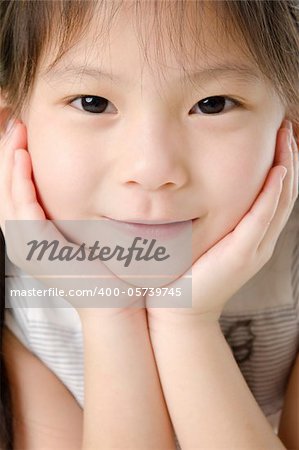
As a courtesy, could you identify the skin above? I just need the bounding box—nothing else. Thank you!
[0,3,298,446]
[15,3,288,266]
[0,1,297,315]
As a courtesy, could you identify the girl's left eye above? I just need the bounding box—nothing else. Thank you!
[69,96,116,114]
[190,96,241,115]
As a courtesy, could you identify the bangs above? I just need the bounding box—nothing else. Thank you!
[40,0,255,95]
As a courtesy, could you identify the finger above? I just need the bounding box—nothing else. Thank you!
[0,121,29,233]
[273,125,293,211]
[0,127,20,234]
[12,148,45,220]
[230,164,286,260]
[257,126,294,253]
[258,128,299,256]
[0,122,21,200]
[291,135,298,201]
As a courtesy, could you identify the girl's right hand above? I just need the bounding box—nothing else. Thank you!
[0,119,146,321]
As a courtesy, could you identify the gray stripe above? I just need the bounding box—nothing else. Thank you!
[220,309,297,320]
[29,346,83,358]
[30,356,84,369]
[29,335,83,345]
[29,322,82,334]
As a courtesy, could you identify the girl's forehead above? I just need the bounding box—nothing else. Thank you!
[40,0,258,84]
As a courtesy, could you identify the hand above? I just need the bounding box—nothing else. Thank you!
[0,119,146,321]
[146,120,298,324]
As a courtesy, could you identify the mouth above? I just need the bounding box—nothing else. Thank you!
[103,217,198,239]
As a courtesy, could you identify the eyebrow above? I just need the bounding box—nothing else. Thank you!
[43,62,261,85]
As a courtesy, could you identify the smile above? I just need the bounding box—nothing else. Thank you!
[103,217,197,239]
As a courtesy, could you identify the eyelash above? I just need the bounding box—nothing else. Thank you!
[67,95,242,116]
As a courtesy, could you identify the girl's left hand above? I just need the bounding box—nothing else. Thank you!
[146,121,298,324]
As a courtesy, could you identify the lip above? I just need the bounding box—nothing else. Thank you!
[103,217,197,239]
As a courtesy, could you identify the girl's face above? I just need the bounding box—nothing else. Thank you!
[20,3,285,262]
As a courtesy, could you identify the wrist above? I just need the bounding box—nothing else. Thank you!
[148,313,223,357]
[147,307,221,334]
[79,306,147,331]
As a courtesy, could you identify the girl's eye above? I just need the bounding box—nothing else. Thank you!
[69,96,116,114]
[68,95,240,115]
[190,96,241,115]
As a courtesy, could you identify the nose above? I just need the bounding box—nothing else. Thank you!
[118,117,190,191]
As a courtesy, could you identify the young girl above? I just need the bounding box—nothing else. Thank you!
[0,0,298,449]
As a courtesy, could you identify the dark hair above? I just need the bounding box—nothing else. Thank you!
[0,1,298,447]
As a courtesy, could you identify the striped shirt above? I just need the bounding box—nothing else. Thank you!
[4,198,299,444]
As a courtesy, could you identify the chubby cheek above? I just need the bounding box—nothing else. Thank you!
[192,134,276,260]
[27,128,97,220]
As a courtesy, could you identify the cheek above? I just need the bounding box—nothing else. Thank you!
[27,127,95,219]
[207,135,275,233]
[191,134,276,262]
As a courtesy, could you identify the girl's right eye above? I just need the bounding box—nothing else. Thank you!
[69,96,116,114]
